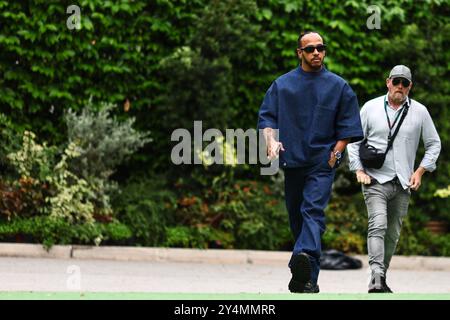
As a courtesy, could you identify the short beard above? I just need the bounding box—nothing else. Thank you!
[303,58,322,71]
[389,92,406,105]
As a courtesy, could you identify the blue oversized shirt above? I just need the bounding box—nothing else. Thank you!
[258,66,364,168]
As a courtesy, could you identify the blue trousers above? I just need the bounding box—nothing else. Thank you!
[284,161,335,285]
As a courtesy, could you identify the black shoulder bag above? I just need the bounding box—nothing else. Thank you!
[359,97,410,169]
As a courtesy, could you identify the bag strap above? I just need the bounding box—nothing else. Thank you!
[385,97,410,153]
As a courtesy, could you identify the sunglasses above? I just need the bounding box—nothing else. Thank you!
[392,77,411,87]
[300,44,326,53]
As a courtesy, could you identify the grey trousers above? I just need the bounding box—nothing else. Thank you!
[362,180,410,276]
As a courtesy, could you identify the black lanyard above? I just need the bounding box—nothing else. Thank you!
[384,96,407,139]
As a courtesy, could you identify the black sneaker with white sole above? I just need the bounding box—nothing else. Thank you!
[288,252,312,293]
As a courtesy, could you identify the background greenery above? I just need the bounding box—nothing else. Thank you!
[0,0,448,255]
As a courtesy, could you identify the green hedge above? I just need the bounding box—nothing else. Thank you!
[0,216,132,249]
[0,0,448,253]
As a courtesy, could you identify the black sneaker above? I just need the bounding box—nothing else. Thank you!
[303,281,320,293]
[381,277,393,293]
[288,253,311,293]
[368,273,391,293]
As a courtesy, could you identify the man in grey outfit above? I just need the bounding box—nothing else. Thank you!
[347,65,441,293]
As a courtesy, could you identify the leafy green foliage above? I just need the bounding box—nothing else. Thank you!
[323,194,368,253]
[6,131,57,182]
[165,225,234,249]
[397,218,450,257]
[212,180,291,250]
[112,176,177,246]
[0,0,448,254]
[65,100,151,180]
[0,216,132,249]
[0,114,22,174]
[6,130,97,223]
[43,142,98,223]
[0,177,46,220]
[167,175,291,250]
[0,99,149,245]
[64,99,151,220]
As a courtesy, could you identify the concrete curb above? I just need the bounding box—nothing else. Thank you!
[0,243,71,259]
[1,243,449,271]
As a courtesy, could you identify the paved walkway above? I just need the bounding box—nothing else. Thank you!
[0,244,449,294]
[1,243,450,270]
[0,257,449,293]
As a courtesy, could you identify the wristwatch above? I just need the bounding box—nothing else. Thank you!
[334,150,342,165]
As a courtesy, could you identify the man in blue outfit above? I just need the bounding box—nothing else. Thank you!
[257,31,364,293]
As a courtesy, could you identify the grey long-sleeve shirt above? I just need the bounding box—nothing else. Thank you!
[347,94,441,190]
